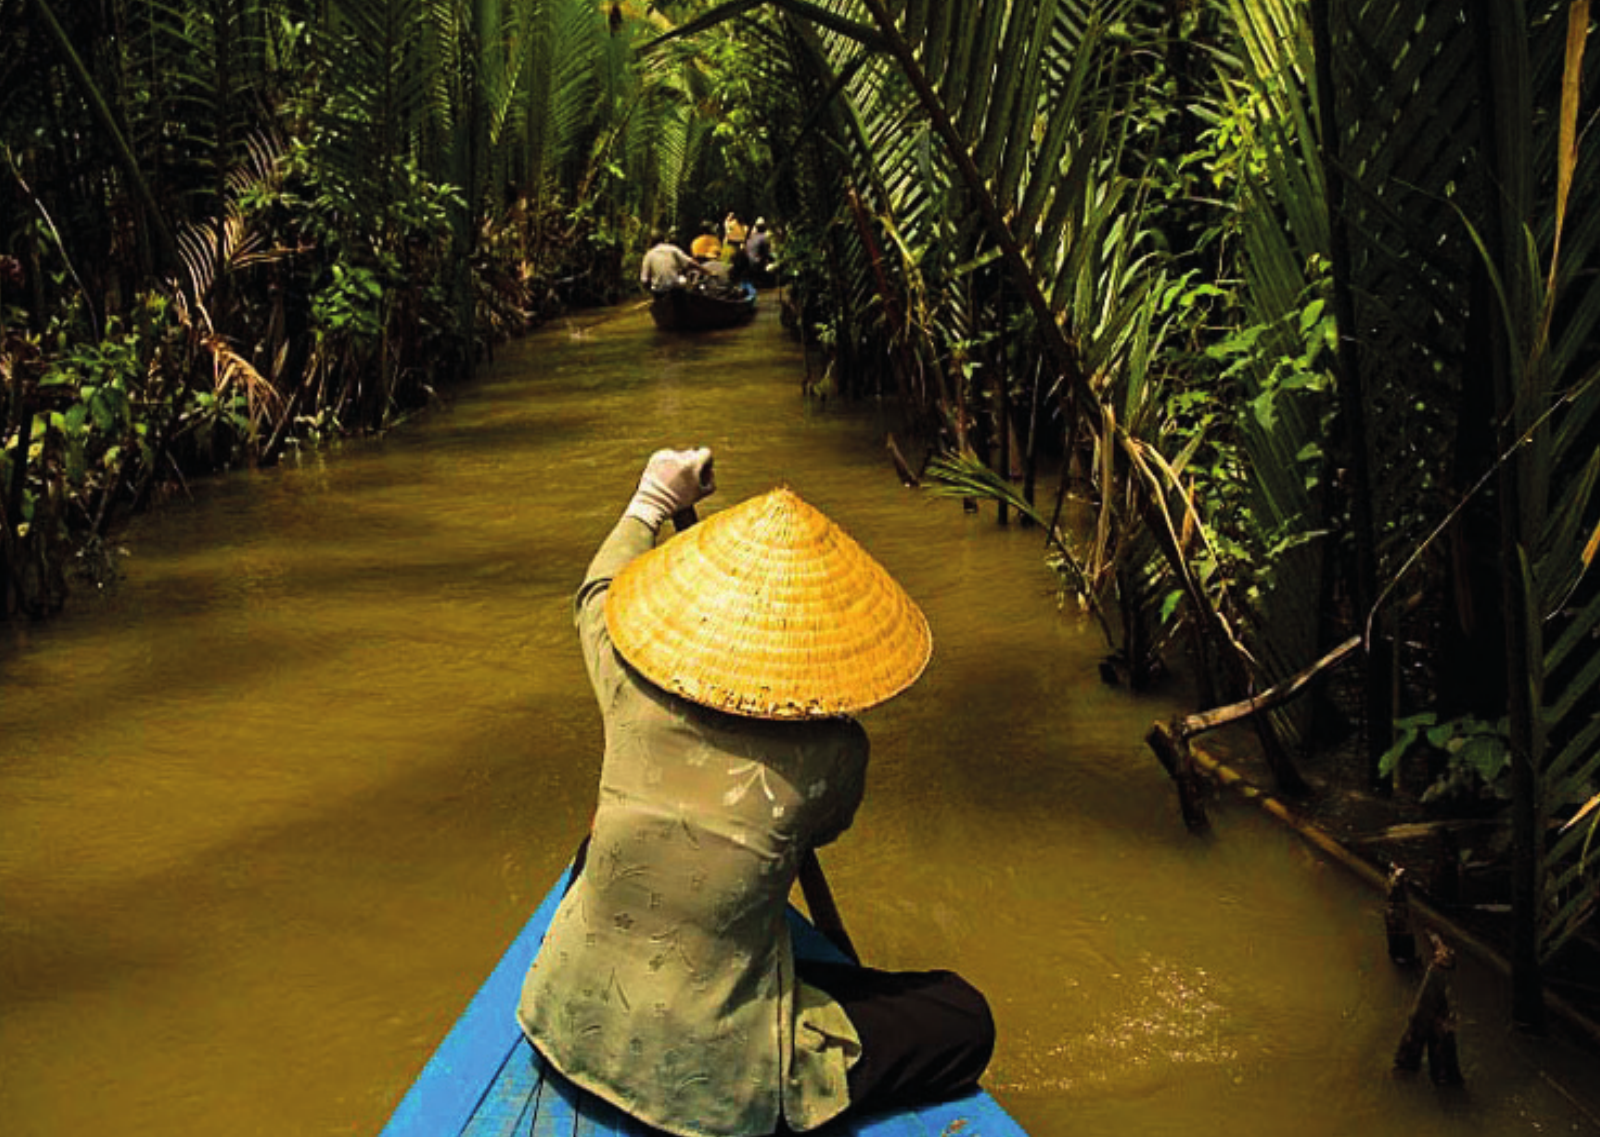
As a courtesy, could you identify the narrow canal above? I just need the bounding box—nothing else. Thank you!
[2,301,1596,1137]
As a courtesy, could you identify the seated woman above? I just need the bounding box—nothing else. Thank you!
[690,224,723,261]
[518,449,994,1137]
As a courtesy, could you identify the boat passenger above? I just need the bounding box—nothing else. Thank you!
[723,211,748,253]
[692,254,746,300]
[519,449,994,1137]
[745,219,774,280]
[746,218,771,267]
[639,233,700,292]
[690,221,723,260]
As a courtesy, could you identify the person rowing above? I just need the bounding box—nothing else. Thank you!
[639,232,704,293]
[518,448,995,1136]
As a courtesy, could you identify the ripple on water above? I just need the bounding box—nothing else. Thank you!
[998,951,1238,1096]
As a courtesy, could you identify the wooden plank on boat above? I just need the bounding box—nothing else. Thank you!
[380,868,1029,1137]
[460,1044,538,1137]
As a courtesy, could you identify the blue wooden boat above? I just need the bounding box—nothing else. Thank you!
[380,865,1030,1136]
[650,280,758,332]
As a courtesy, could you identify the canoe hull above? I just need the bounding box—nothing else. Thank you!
[650,282,758,331]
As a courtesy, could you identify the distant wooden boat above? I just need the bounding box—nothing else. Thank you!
[379,866,1030,1137]
[650,281,758,332]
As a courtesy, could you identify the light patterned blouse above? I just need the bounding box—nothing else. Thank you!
[519,517,867,1137]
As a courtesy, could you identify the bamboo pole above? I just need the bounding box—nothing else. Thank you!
[799,849,859,964]
[1179,635,1362,737]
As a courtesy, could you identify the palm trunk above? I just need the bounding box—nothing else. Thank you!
[1474,0,1545,1029]
[29,0,175,273]
[1310,0,1388,788]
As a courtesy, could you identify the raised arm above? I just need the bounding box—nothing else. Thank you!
[573,448,717,688]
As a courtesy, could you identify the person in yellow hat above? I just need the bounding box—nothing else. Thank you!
[723,211,748,254]
[689,220,723,261]
[519,449,993,1137]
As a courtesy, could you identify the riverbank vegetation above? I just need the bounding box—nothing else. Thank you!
[3,0,1597,1033]
[655,0,1600,1038]
[2,0,708,609]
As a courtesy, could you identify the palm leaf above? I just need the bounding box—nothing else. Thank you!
[923,450,1113,642]
[711,0,1279,696]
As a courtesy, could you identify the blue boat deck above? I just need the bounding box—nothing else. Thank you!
[380,870,1028,1137]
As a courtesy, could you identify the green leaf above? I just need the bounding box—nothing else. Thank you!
[1378,729,1417,780]
[1458,735,1509,783]
[89,394,115,433]
[1382,711,1441,778]
[1250,389,1277,431]
[64,440,86,483]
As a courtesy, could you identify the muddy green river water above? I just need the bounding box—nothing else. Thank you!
[2,302,1597,1136]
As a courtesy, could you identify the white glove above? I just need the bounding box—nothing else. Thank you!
[624,447,716,531]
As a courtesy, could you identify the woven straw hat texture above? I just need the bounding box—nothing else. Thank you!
[605,487,931,719]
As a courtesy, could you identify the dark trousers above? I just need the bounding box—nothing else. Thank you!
[794,957,995,1120]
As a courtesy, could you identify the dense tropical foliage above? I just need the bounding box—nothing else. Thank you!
[2,0,705,610]
[647,0,1600,1029]
[3,0,1597,1028]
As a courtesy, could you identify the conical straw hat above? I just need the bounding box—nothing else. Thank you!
[605,487,932,719]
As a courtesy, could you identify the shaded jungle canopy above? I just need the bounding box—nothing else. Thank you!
[1,0,1597,1030]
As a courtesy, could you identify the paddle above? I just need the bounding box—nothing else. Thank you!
[672,505,862,965]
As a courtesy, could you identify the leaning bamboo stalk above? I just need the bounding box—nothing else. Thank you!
[1146,633,1363,825]
[843,186,917,415]
[1180,634,1362,737]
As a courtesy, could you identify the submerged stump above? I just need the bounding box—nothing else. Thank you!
[1147,718,1209,831]
[1394,930,1465,1086]
[1385,865,1419,967]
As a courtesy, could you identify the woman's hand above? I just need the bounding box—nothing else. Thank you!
[624,447,716,531]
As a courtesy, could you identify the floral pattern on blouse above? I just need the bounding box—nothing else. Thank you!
[519,517,867,1137]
